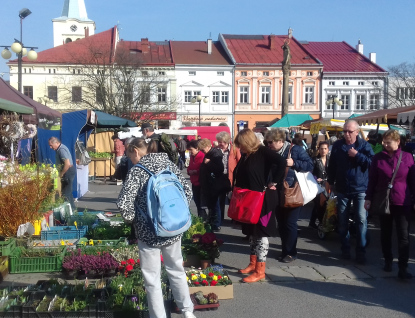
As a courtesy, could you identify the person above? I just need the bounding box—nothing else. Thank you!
[265,129,313,263]
[367,130,383,154]
[187,139,206,219]
[112,134,125,167]
[216,131,239,223]
[309,141,330,229]
[198,138,224,231]
[327,120,374,264]
[141,123,162,151]
[233,129,286,283]
[49,137,76,211]
[177,136,187,169]
[113,137,134,184]
[117,138,196,318]
[365,129,415,279]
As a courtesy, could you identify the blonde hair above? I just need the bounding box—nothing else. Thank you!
[382,129,400,142]
[234,129,260,154]
[197,138,211,150]
[264,129,286,142]
[216,131,231,144]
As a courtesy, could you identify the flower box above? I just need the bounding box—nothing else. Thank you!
[9,247,67,274]
[41,226,88,240]
[186,267,233,300]
[188,284,233,300]
[0,238,16,256]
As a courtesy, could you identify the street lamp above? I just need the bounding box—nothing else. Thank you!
[191,95,208,126]
[326,95,342,119]
[1,8,38,93]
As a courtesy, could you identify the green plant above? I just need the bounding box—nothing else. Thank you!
[36,296,52,312]
[88,152,112,159]
[88,223,131,240]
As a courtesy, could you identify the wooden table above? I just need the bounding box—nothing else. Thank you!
[90,157,112,184]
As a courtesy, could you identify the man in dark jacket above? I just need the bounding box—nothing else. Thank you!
[327,120,374,264]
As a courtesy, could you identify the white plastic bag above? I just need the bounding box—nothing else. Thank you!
[294,171,324,205]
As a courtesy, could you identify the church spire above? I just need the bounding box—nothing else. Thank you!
[61,0,89,21]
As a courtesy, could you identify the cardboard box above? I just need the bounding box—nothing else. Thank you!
[189,284,233,300]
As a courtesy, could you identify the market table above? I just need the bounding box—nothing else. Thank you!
[90,157,112,184]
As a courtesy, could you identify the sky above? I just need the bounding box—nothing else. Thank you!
[1,0,415,79]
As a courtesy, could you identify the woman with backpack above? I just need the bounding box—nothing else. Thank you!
[117,138,196,318]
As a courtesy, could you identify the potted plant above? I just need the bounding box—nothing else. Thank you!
[192,233,224,269]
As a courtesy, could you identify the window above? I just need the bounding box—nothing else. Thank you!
[340,95,350,110]
[221,91,229,103]
[212,91,220,103]
[239,86,249,103]
[158,71,165,76]
[141,86,150,103]
[142,71,148,76]
[358,81,365,86]
[73,69,76,74]
[49,69,51,74]
[96,87,105,104]
[48,86,58,102]
[397,87,415,100]
[261,86,270,103]
[188,71,196,76]
[157,87,166,102]
[288,86,293,104]
[326,95,334,110]
[72,87,82,102]
[78,69,81,74]
[217,71,224,76]
[343,81,349,86]
[241,71,247,76]
[23,86,33,99]
[369,94,380,110]
[184,91,192,103]
[307,71,313,76]
[304,87,314,104]
[97,70,105,75]
[53,69,56,74]
[263,71,269,76]
[356,95,365,110]
[329,81,335,86]
[372,81,378,86]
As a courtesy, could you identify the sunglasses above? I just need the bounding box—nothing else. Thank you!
[343,130,356,134]
[266,140,274,145]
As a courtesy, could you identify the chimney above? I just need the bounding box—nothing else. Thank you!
[84,27,89,37]
[268,34,276,49]
[141,38,149,53]
[356,39,363,54]
[369,52,376,64]
[207,39,212,54]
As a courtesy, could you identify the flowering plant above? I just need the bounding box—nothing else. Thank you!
[192,233,224,260]
[62,249,119,275]
[186,265,232,287]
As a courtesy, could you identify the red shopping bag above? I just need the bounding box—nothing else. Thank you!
[227,187,265,224]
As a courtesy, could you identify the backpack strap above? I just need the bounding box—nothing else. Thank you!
[135,163,154,176]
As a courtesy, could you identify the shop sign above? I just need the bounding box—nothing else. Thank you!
[182,115,228,122]
[129,112,177,121]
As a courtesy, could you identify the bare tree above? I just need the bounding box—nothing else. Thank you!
[56,38,177,122]
[386,62,415,108]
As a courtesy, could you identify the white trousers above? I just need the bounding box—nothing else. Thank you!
[138,239,194,318]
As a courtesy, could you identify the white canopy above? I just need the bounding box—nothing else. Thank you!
[397,110,415,124]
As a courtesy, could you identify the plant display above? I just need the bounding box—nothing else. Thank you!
[88,223,131,240]
[182,215,210,261]
[17,246,64,257]
[36,296,53,312]
[186,265,232,287]
[192,233,224,260]
[0,161,56,236]
[88,151,112,159]
[110,246,139,263]
[62,249,119,276]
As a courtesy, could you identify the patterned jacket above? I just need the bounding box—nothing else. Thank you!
[117,152,192,246]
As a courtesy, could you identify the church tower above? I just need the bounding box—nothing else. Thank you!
[52,0,96,47]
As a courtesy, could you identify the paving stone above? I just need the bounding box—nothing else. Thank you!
[354,265,397,278]
[283,266,325,281]
[265,266,296,282]
[313,265,371,280]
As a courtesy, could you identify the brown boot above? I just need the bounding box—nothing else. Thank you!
[238,255,257,274]
[242,262,266,283]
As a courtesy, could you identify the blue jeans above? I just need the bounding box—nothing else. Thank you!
[336,192,367,257]
[276,206,302,257]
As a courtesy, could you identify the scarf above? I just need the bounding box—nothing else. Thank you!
[277,141,291,156]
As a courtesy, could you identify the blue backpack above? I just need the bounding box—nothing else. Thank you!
[135,164,191,237]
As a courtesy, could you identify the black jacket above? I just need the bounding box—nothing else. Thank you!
[199,148,224,208]
[313,155,330,181]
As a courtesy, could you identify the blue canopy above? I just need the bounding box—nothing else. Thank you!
[270,114,313,128]
[95,110,137,128]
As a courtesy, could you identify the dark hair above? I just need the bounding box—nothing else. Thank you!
[127,138,158,155]
[187,139,199,150]
[318,141,329,148]
[292,137,303,146]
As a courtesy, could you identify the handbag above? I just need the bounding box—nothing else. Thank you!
[281,145,304,208]
[369,151,402,215]
[227,187,265,224]
[295,171,324,205]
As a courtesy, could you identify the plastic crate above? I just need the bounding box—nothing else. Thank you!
[0,238,16,256]
[76,237,127,249]
[9,247,67,274]
[41,227,88,241]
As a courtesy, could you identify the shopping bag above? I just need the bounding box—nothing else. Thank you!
[294,171,324,205]
[321,194,337,232]
[228,187,265,224]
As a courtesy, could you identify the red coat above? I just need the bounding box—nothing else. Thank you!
[187,150,205,186]
[228,145,241,185]
[113,139,125,157]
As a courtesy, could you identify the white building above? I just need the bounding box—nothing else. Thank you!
[170,40,234,129]
[304,40,388,119]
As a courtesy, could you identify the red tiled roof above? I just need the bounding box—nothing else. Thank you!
[304,41,386,73]
[12,27,118,65]
[222,34,321,66]
[115,40,173,66]
[170,41,232,65]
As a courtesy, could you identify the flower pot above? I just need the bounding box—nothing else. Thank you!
[199,259,212,269]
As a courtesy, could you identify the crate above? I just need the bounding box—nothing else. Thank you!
[41,227,88,241]
[0,239,16,256]
[76,237,127,249]
[9,247,67,274]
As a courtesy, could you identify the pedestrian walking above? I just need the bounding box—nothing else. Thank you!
[177,136,187,169]
[117,137,196,318]
[365,129,415,279]
[233,129,286,283]
[49,137,76,211]
[265,129,313,263]
[327,120,374,264]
